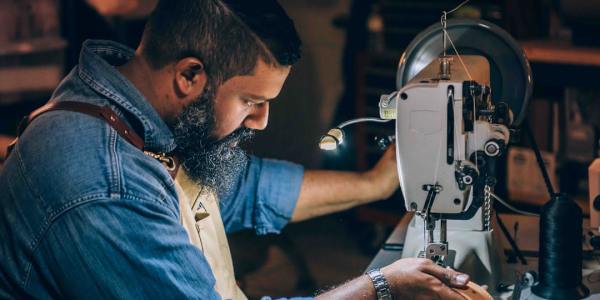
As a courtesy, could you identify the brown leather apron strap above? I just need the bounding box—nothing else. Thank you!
[6,101,178,179]
[17,101,145,150]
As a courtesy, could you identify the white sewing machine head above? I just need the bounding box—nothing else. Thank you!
[319,18,531,225]
[379,19,531,222]
[380,54,511,218]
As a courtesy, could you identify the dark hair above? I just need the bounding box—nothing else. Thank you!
[140,0,301,85]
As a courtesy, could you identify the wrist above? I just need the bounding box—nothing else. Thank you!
[363,170,395,200]
[366,268,393,300]
[379,266,398,298]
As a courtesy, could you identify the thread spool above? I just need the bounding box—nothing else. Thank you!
[532,193,589,299]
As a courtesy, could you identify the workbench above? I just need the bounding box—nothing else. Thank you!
[366,213,600,299]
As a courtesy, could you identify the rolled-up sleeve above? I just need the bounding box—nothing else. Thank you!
[220,156,304,235]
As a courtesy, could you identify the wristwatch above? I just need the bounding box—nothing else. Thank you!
[366,269,392,300]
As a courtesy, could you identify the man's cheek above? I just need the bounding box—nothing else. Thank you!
[212,120,236,140]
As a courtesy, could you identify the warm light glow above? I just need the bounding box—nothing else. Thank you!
[318,128,344,151]
[319,136,338,151]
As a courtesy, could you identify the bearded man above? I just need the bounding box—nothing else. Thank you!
[0,0,470,299]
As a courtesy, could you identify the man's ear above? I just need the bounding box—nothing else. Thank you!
[174,57,207,101]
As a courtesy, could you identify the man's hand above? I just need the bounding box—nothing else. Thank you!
[382,258,469,299]
[316,258,469,299]
[364,145,399,200]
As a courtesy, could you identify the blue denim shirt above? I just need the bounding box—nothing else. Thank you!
[0,40,308,299]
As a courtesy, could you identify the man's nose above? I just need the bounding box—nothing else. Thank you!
[243,102,269,130]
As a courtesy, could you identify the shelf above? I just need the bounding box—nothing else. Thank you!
[0,37,67,56]
[0,65,62,96]
[520,40,600,67]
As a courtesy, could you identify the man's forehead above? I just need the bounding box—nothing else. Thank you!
[221,60,291,98]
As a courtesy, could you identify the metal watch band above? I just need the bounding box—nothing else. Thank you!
[366,269,392,300]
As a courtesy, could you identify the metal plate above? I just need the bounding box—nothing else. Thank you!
[397,19,532,127]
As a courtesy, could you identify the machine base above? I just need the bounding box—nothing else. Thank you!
[401,216,506,296]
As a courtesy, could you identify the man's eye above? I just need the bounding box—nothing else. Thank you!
[244,99,266,108]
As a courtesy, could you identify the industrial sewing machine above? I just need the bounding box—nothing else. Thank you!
[320,15,600,298]
[319,17,548,299]
[379,17,524,292]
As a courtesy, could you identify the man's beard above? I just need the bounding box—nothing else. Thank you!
[173,90,255,198]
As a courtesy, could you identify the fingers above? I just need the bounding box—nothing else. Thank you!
[422,274,468,300]
[439,285,469,300]
[382,258,471,300]
[422,263,470,288]
[379,145,397,173]
[384,144,396,159]
[448,271,470,288]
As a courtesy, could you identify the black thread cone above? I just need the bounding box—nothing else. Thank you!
[532,193,589,299]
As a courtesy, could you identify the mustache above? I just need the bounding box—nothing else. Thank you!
[207,127,255,149]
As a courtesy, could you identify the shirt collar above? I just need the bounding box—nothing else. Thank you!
[77,39,176,153]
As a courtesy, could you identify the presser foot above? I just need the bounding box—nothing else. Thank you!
[418,247,456,268]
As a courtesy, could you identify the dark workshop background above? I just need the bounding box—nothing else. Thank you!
[0,0,599,298]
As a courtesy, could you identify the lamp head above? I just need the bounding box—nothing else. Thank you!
[318,128,344,151]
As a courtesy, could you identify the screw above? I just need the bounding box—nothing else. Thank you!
[463,175,472,185]
[410,202,418,211]
[484,141,500,156]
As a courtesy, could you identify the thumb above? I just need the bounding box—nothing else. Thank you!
[447,269,470,288]
[423,265,470,288]
[450,272,470,287]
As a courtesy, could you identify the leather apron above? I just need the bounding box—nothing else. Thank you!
[175,169,247,300]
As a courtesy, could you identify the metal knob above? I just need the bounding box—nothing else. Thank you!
[484,140,502,157]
